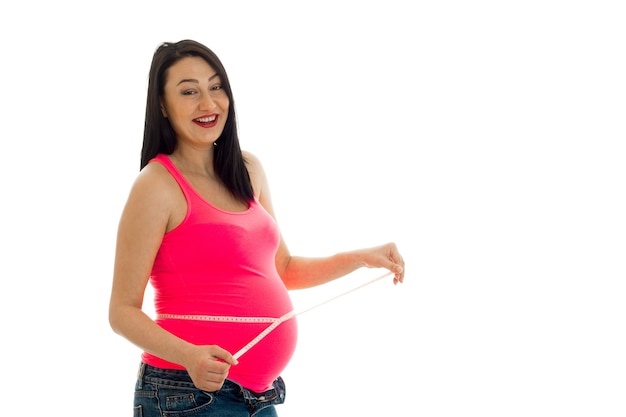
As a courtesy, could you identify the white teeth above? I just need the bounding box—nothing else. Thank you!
[196,116,216,123]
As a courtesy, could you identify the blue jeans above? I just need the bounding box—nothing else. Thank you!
[134,362,286,417]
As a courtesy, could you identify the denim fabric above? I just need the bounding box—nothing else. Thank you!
[134,362,286,417]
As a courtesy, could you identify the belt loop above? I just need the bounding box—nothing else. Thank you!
[136,362,145,389]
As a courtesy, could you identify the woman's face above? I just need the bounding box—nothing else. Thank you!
[160,56,229,148]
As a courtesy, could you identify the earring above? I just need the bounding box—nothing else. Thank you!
[213,141,218,147]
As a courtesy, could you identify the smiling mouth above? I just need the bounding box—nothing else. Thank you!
[195,115,216,123]
[194,115,218,127]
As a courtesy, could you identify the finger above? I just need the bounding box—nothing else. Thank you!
[388,246,405,284]
[206,360,231,374]
[199,376,226,392]
[211,347,239,366]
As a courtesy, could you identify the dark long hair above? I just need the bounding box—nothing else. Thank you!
[140,39,254,204]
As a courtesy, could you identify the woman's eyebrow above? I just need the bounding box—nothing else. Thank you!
[177,73,220,86]
[177,78,198,85]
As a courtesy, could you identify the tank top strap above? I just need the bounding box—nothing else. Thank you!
[150,154,196,203]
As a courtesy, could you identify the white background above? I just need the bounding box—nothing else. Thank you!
[1,1,624,416]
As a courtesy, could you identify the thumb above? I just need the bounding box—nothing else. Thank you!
[212,347,239,366]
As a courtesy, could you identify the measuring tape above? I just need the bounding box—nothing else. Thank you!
[156,271,394,360]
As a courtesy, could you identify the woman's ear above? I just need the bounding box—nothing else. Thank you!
[160,99,168,118]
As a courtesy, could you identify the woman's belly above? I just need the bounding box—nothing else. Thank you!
[144,314,298,392]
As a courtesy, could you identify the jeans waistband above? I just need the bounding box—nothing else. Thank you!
[136,362,286,404]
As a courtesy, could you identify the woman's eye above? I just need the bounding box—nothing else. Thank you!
[211,84,223,91]
[182,90,196,96]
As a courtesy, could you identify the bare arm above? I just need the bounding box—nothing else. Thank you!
[108,164,236,391]
[245,152,405,290]
[276,242,404,290]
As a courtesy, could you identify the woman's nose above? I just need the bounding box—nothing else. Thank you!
[199,93,217,110]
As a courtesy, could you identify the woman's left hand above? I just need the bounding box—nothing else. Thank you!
[360,242,405,284]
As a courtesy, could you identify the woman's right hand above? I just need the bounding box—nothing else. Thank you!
[183,345,239,392]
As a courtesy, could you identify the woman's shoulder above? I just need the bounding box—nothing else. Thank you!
[117,159,182,235]
[242,150,267,178]
[242,150,269,198]
[242,150,261,167]
[139,158,176,185]
[128,159,180,207]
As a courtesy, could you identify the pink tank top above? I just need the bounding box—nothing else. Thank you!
[142,154,298,392]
